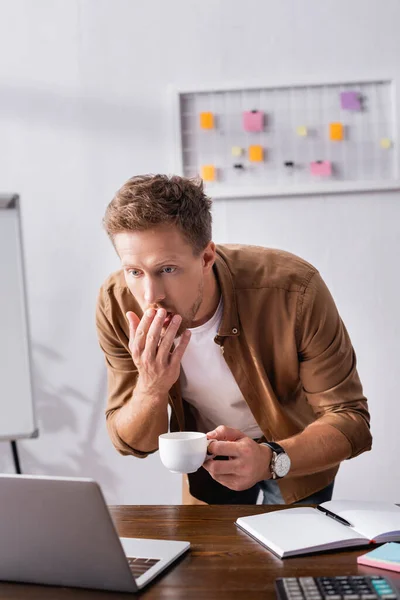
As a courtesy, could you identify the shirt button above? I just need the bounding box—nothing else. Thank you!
[232,328,238,334]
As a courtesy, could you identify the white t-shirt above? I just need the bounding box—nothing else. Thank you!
[179,298,264,439]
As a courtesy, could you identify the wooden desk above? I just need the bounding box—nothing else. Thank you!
[1,505,399,599]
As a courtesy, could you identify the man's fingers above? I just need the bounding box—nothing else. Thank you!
[142,308,168,357]
[126,311,140,337]
[130,308,156,353]
[202,458,237,476]
[207,440,240,458]
[157,314,183,362]
[206,425,246,442]
[169,329,191,367]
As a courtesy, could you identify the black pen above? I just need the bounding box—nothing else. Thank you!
[316,505,353,527]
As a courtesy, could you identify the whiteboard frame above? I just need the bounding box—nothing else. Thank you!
[0,195,38,441]
[170,75,400,199]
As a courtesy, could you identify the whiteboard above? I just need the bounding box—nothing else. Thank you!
[172,77,400,198]
[0,195,37,440]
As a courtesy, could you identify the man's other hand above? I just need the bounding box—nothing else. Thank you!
[203,425,273,491]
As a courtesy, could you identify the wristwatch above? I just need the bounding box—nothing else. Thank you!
[262,442,291,479]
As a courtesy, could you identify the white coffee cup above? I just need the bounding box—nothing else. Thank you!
[158,432,208,474]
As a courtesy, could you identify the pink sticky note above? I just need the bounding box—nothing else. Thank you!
[243,111,264,132]
[340,91,361,110]
[310,161,332,176]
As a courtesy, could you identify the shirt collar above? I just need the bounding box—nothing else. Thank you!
[214,248,240,337]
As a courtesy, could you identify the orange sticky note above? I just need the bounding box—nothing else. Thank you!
[200,112,214,129]
[201,165,216,181]
[330,123,344,141]
[249,145,263,162]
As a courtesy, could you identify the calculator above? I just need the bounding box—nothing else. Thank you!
[275,575,398,600]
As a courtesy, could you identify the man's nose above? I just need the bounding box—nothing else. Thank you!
[143,278,166,306]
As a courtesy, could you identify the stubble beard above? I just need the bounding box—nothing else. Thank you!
[175,280,204,338]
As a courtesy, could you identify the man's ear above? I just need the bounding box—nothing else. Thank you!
[202,241,216,274]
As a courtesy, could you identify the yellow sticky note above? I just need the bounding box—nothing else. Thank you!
[296,125,308,137]
[231,146,243,157]
[330,123,344,141]
[249,145,263,162]
[200,112,214,129]
[201,165,216,181]
[380,138,392,149]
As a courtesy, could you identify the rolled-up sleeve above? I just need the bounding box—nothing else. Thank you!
[95,285,155,458]
[297,272,372,458]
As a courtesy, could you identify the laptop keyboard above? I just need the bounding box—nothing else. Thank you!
[127,557,160,578]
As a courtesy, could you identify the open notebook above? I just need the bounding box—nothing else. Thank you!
[235,500,400,558]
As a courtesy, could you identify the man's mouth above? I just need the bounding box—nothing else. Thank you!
[163,312,174,328]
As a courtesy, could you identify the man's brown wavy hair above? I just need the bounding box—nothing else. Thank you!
[103,174,213,255]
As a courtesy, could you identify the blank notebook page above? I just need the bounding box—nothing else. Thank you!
[320,501,400,541]
[237,507,366,555]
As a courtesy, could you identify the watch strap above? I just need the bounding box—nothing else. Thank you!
[262,441,285,455]
[261,441,290,480]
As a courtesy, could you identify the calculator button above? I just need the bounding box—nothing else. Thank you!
[276,576,398,600]
[287,588,303,596]
[286,586,301,592]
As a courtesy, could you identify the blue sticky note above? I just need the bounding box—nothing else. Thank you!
[366,543,400,561]
[358,543,400,572]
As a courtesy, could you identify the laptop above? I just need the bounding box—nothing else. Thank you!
[0,474,190,593]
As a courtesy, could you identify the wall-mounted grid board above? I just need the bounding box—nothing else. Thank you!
[173,79,399,198]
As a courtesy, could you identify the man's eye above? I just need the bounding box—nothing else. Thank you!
[128,270,141,277]
[161,267,176,274]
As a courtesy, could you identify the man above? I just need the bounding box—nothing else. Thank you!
[96,174,372,505]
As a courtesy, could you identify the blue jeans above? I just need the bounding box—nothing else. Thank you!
[260,479,334,505]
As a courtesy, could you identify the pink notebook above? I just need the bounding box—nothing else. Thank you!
[358,543,400,572]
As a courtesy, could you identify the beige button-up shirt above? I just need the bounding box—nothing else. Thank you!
[96,245,372,504]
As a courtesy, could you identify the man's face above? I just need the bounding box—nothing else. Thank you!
[114,225,208,336]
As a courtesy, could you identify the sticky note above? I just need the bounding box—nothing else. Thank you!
[310,161,332,177]
[330,123,344,141]
[200,112,214,129]
[249,145,263,162]
[231,146,243,157]
[340,91,361,110]
[296,126,308,137]
[380,138,392,149]
[243,111,264,132]
[201,165,216,181]
[357,542,400,572]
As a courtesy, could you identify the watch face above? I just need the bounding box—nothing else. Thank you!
[274,453,291,477]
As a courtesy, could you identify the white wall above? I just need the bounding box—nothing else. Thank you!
[0,0,399,503]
